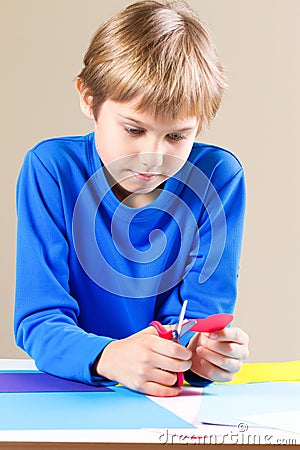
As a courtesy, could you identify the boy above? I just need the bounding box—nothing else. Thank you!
[15,0,249,397]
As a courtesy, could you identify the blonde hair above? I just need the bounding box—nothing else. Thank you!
[78,0,227,131]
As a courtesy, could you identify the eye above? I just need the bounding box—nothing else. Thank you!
[124,126,144,136]
[167,133,186,142]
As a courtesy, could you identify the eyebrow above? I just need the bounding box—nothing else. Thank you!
[118,114,197,132]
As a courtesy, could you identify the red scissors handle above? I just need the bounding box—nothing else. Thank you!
[150,321,184,387]
[150,321,175,340]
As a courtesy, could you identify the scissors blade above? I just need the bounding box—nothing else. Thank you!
[177,299,188,337]
[179,319,197,338]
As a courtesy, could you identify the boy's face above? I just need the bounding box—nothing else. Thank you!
[93,98,199,207]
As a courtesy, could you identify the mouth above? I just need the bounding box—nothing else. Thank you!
[132,172,161,182]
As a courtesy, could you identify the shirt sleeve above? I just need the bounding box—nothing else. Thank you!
[14,150,115,385]
[155,163,246,385]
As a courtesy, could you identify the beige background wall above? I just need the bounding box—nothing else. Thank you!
[1,0,299,362]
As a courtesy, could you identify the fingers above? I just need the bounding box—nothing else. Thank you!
[188,326,250,383]
[128,364,182,396]
[131,360,180,392]
[209,327,249,345]
[143,324,192,361]
[129,349,188,395]
[199,337,249,361]
[199,327,249,361]
[139,332,192,375]
[151,336,192,361]
[196,346,243,373]
[195,358,239,383]
[153,351,192,373]
[136,327,192,395]
[140,381,181,397]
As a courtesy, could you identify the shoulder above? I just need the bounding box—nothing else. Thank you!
[189,142,243,178]
[23,134,93,177]
[185,142,244,193]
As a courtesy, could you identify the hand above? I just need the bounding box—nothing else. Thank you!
[187,327,249,382]
[95,326,192,397]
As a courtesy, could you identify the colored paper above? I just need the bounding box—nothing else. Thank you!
[189,314,233,333]
[222,360,300,384]
[0,372,110,393]
[149,386,203,425]
[197,382,300,426]
[242,410,300,434]
[0,386,195,430]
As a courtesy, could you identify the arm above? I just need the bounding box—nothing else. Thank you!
[14,150,113,385]
[156,159,248,384]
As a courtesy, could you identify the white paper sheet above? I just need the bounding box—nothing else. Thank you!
[242,410,300,434]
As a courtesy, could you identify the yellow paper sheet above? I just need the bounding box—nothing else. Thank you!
[220,360,300,384]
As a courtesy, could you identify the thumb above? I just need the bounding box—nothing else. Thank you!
[188,331,210,351]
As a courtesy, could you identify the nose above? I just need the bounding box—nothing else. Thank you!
[138,138,164,171]
[138,151,163,171]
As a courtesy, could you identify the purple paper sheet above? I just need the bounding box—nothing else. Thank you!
[0,372,110,393]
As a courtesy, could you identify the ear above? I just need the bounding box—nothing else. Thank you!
[75,78,94,120]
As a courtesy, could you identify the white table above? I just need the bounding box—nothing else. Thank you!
[0,359,299,448]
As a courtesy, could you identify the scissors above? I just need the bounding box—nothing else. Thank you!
[150,300,196,387]
[150,300,233,387]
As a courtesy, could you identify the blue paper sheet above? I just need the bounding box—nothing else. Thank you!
[198,382,300,426]
[0,385,195,430]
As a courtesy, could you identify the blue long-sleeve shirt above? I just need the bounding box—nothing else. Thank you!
[14,132,246,385]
